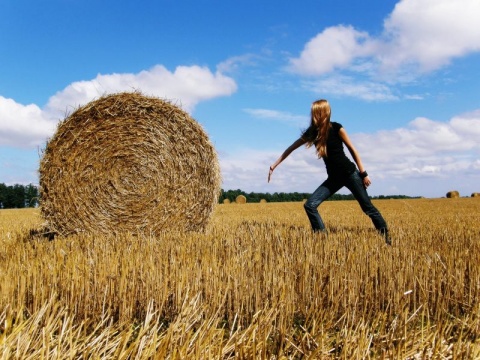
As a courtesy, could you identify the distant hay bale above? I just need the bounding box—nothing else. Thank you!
[259,199,267,203]
[472,193,480,198]
[235,195,247,204]
[39,92,221,235]
[446,190,460,198]
[223,199,231,204]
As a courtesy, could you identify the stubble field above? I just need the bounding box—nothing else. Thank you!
[1,198,480,359]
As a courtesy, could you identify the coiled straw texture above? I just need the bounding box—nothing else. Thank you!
[39,92,221,236]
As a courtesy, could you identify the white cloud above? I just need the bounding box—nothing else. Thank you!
[449,110,480,137]
[348,112,480,191]
[403,94,424,100]
[243,108,307,127]
[0,64,237,148]
[381,0,480,72]
[353,113,480,165]
[288,25,375,75]
[217,54,258,73]
[289,0,480,80]
[304,76,398,101]
[45,64,237,117]
[0,96,57,147]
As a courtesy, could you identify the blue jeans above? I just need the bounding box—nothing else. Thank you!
[304,170,387,232]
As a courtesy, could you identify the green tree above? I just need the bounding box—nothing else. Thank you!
[2,185,16,208]
[0,183,40,208]
[0,183,6,208]
[25,184,39,207]
[12,184,26,208]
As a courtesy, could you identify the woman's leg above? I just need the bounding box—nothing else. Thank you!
[345,171,388,234]
[304,178,342,232]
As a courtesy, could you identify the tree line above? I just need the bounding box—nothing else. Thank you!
[0,183,39,209]
[0,183,417,209]
[219,189,417,203]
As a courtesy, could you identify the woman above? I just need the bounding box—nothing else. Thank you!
[268,99,391,245]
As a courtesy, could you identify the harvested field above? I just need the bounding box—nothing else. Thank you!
[1,198,480,358]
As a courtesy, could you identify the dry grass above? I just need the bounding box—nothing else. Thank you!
[39,92,221,236]
[1,198,480,358]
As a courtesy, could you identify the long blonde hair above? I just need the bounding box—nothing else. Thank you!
[304,99,331,158]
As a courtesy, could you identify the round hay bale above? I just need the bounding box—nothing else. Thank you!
[39,92,221,235]
[259,199,267,203]
[222,198,231,204]
[472,192,480,198]
[446,190,460,198]
[235,195,247,204]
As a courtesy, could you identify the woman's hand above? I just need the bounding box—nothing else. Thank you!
[268,166,274,183]
[363,175,371,189]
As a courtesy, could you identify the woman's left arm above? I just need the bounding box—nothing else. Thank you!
[339,128,371,188]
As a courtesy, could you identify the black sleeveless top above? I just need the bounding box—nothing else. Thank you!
[302,122,356,178]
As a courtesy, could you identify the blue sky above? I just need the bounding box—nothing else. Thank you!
[1,0,479,198]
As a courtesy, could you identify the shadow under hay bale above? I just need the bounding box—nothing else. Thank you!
[26,228,56,242]
[446,190,460,198]
[39,92,221,236]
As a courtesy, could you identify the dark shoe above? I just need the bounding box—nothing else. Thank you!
[380,228,391,246]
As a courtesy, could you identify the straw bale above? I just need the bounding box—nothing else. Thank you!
[259,199,267,203]
[39,92,221,235]
[235,195,247,204]
[222,199,231,204]
[446,190,460,198]
[472,192,480,198]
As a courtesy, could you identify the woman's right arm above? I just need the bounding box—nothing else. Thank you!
[268,137,306,182]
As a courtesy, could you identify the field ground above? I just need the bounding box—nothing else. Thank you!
[1,198,480,359]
